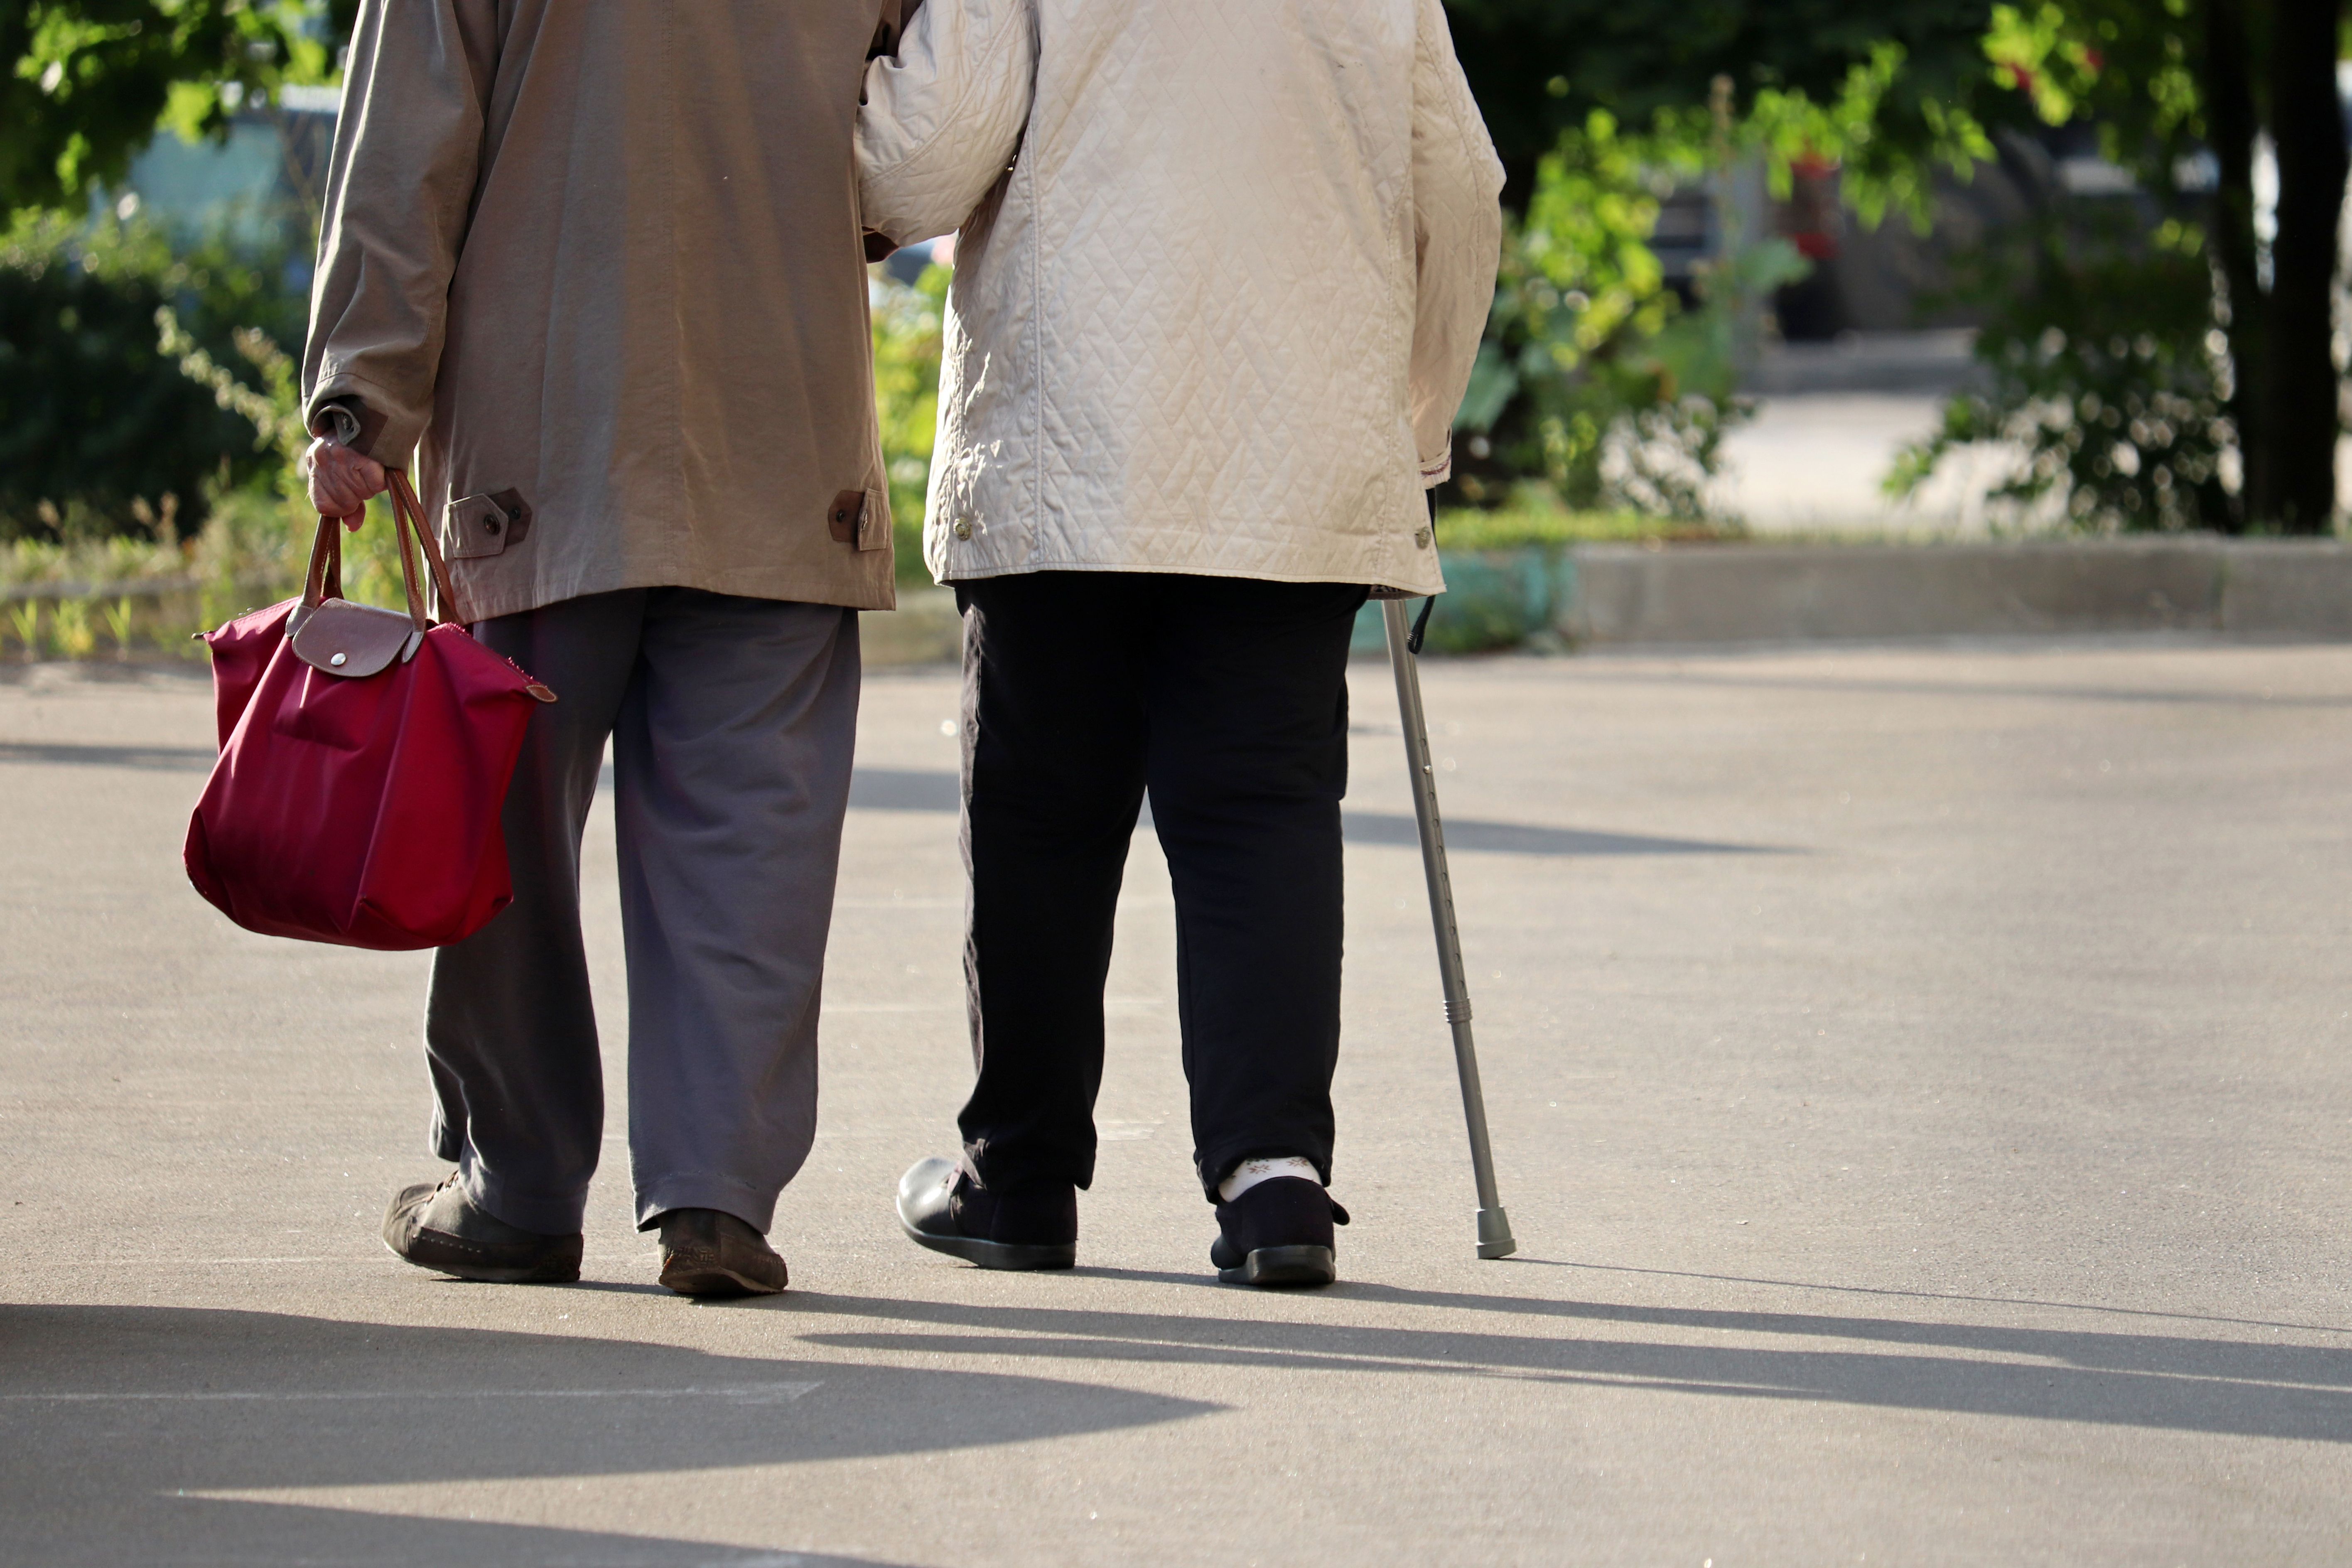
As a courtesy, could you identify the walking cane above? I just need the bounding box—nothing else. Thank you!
[1381,592,1517,1259]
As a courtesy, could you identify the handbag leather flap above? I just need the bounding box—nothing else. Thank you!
[289,598,423,678]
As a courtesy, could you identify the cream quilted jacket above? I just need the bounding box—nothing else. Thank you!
[857,0,1503,593]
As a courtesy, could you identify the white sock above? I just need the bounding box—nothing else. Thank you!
[1218,1156,1320,1203]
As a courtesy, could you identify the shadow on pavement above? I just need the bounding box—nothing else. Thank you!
[0,1304,1213,1562]
[1337,810,1771,857]
[0,743,1775,859]
[64,1498,926,1568]
[0,739,214,771]
[848,766,1773,857]
[785,1283,2352,1444]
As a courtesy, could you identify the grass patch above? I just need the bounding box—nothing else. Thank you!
[1432,506,1741,550]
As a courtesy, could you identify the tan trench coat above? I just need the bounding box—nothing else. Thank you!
[302,1,901,622]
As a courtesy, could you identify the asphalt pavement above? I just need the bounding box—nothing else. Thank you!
[2,636,2347,1565]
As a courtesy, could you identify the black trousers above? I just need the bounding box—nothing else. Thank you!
[955,571,1370,1201]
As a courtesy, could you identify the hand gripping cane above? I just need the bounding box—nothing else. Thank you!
[1381,592,1517,1259]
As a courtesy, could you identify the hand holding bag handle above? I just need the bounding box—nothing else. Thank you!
[295,470,469,633]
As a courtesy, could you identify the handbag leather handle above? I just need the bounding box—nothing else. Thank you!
[298,473,472,631]
[388,472,468,626]
[300,513,346,607]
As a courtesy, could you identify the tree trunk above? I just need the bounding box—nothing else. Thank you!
[2261,0,2348,532]
[2202,0,2265,531]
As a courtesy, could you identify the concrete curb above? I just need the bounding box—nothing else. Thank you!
[1343,537,2352,652]
[1566,538,2352,645]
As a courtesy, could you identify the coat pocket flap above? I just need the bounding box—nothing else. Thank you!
[448,490,532,560]
[827,488,892,552]
[289,599,422,678]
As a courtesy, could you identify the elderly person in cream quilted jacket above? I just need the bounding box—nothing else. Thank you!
[860,0,1503,1287]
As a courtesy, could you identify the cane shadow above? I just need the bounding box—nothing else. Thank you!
[0,1303,1216,1556]
[1338,810,1773,857]
[1494,1256,2352,1337]
[781,1283,2352,1444]
[27,1497,928,1568]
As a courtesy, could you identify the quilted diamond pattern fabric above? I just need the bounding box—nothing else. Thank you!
[858,0,1504,593]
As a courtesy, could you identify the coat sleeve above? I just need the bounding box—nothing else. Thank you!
[1407,0,1505,488]
[300,0,500,468]
[855,0,1039,247]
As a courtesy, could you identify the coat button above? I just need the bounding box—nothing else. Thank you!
[483,517,501,535]
[952,520,973,540]
[1414,528,1432,549]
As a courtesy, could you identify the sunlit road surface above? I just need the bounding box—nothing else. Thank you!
[2,637,2347,1566]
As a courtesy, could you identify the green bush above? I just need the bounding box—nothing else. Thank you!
[1450,109,1807,520]
[870,260,947,581]
[0,209,306,538]
[1,487,418,663]
[1433,497,1738,549]
[1889,212,2234,532]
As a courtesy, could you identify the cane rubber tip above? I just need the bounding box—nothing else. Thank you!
[1475,1206,1517,1259]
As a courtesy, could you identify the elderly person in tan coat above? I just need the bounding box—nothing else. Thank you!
[859,0,1502,1286]
[302,0,904,1296]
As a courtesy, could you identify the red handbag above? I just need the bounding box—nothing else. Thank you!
[184,474,555,950]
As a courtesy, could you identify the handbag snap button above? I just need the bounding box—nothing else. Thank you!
[330,652,347,667]
[483,517,501,535]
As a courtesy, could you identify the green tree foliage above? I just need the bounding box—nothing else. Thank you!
[1905,1,2347,532]
[869,260,948,578]
[0,1,331,213]
[1451,108,1806,517]
[0,210,304,535]
[1,5,340,538]
[1437,3,2016,525]
[1890,212,2232,530]
[1444,0,2006,211]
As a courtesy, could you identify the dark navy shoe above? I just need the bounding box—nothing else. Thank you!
[1210,1176,1349,1287]
[896,1156,1077,1271]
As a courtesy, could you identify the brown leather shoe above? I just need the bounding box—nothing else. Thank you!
[382,1173,582,1284]
[656,1208,788,1297]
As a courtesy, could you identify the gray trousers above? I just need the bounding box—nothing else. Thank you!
[422,588,859,1236]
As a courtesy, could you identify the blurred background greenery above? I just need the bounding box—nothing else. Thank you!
[2,0,2346,660]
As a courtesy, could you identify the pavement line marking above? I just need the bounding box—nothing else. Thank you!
[2,1382,820,1405]
[1539,1260,2352,1336]
[139,1256,351,1266]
